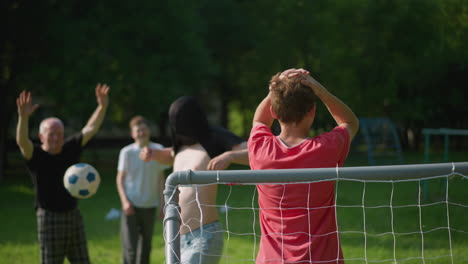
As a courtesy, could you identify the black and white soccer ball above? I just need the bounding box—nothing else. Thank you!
[63,163,100,199]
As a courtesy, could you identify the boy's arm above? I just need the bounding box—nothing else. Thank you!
[301,76,359,139]
[16,91,39,160]
[252,93,274,128]
[140,147,174,166]
[116,170,135,216]
[207,141,249,170]
[81,84,110,146]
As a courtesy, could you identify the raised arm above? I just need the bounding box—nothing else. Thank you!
[252,93,274,128]
[81,83,110,146]
[301,75,359,139]
[207,141,249,170]
[16,91,39,160]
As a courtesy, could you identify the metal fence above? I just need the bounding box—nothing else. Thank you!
[163,162,468,264]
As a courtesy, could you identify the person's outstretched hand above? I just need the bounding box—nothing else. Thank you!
[17,90,39,118]
[139,147,153,162]
[95,83,110,108]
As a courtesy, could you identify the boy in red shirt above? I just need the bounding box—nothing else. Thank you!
[248,68,359,263]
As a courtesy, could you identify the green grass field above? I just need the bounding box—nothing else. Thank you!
[0,149,467,264]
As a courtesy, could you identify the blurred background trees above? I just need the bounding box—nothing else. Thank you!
[2,0,468,174]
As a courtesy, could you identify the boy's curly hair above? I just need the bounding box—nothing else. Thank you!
[269,73,317,124]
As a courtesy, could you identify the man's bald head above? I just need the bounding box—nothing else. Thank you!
[39,117,64,135]
[39,117,65,154]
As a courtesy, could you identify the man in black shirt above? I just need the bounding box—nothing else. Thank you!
[15,84,110,264]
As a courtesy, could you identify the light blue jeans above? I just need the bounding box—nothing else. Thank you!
[180,221,224,264]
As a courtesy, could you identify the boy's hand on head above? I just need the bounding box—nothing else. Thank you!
[270,68,310,92]
[300,74,327,96]
[279,68,310,80]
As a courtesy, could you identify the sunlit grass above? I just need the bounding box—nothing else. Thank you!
[1,149,467,263]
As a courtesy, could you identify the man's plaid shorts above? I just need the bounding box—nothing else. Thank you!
[36,208,90,264]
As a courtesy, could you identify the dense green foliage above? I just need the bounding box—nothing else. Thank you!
[3,0,468,142]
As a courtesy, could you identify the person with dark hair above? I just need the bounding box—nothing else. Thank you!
[140,96,249,264]
[15,84,110,264]
[249,68,359,263]
[116,115,171,264]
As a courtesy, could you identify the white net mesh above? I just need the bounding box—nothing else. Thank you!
[166,168,468,264]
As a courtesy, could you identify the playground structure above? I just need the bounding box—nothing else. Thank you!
[422,128,468,200]
[422,128,468,163]
[352,118,404,165]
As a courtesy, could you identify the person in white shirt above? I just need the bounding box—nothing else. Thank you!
[116,116,171,264]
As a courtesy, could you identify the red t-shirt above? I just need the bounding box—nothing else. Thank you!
[248,124,350,264]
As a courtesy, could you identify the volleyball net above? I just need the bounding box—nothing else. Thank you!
[163,162,468,264]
